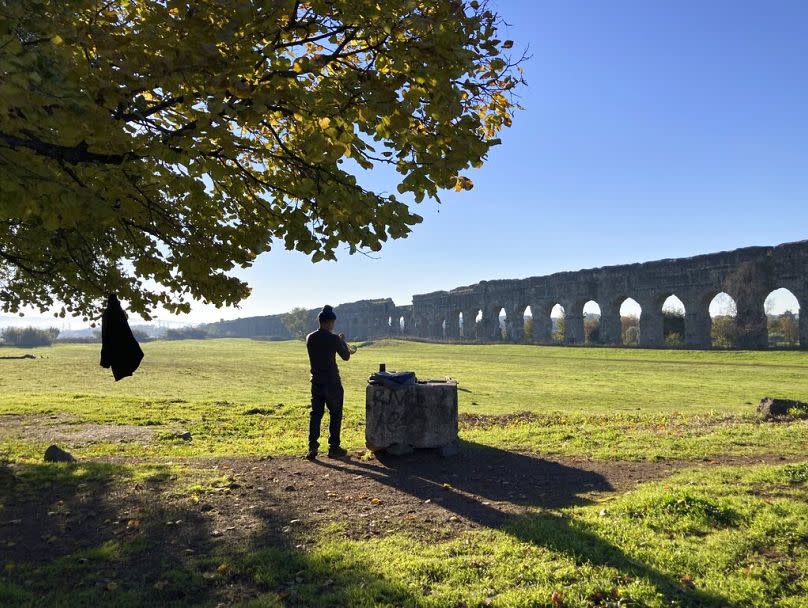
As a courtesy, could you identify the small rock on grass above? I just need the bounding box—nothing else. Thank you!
[44,445,75,463]
[758,397,808,420]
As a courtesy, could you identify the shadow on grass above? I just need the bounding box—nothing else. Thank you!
[0,444,736,607]
[0,461,418,607]
[316,440,614,528]
[314,440,731,607]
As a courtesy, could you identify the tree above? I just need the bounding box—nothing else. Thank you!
[621,315,639,345]
[583,317,600,344]
[282,307,310,340]
[781,311,799,344]
[552,316,565,343]
[0,0,524,320]
[131,328,151,342]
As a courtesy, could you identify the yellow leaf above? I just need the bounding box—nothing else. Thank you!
[51,35,64,45]
[318,117,331,129]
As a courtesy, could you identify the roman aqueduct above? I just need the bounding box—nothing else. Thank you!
[208,240,808,349]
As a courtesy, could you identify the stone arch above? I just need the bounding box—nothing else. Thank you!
[708,291,737,348]
[582,300,601,345]
[661,294,686,346]
[764,287,800,347]
[399,315,406,334]
[619,298,642,346]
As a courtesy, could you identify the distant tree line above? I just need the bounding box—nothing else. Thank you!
[1,326,59,347]
[163,327,211,340]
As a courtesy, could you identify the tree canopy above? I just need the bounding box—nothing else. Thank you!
[282,307,311,340]
[0,0,523,319]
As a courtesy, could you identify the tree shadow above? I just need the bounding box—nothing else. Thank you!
[0,461,419,607]
[314,440,613,528]
[313,441,731,607]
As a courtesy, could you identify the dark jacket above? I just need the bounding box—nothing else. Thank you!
[306,328,350,384]
[100,295,144,381]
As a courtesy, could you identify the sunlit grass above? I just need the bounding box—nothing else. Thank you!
[1,339,807,461]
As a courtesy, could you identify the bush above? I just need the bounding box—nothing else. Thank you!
[1,326,60,347]
[711,315,737,348]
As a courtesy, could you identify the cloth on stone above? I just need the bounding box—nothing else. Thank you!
[100,294,144,381]
[368,371,417,389]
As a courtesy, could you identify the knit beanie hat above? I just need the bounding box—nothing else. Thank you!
[318,305,336,322]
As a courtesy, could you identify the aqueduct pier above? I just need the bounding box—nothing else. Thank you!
[207,240,808,349]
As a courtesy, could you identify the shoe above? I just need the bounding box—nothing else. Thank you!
[327,446,348,459]
[304,449,318,460]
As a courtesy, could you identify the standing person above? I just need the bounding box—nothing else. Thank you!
[305,305,351,460]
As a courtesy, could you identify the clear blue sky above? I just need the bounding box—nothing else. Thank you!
[181,0,807,323]
[36,0,808,326]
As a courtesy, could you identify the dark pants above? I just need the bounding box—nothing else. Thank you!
[308,382,343,451]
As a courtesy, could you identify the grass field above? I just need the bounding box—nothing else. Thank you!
[1,339,807,460]
[1,339,807,607]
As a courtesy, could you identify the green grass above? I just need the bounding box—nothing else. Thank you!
[1,339,807,460]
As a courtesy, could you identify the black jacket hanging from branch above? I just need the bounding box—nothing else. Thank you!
[100,294,143,381]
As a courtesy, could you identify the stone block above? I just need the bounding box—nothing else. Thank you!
[366,380,458,453]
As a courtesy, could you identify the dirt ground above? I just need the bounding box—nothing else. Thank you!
[1,445,793,572]
[0,413,155,446]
